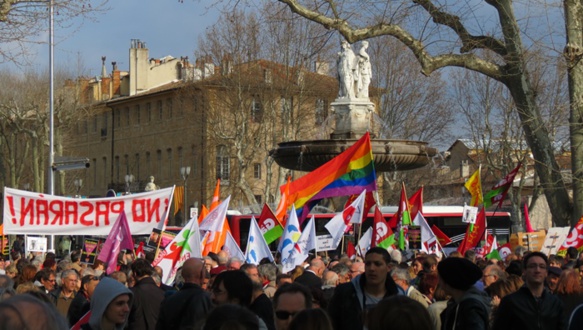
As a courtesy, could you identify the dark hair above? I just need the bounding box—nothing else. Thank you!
[366,295,432,330]
[273,283,312,310]
[80,275,99,294]
[422,256,438,272]
[39,268,56,282]
[418,271,438,296]
[203,304,259,330]
[276,274,292,285]
[70,251,80,263]
[567,247,579,259]
[522,251,549,269]
[212,270,253,307]
[42,259,56,270]
[288,308,333,330]
[131,258,154,278]
[365,247,391,264]
[505,260,523,277]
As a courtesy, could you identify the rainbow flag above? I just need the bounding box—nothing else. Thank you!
[283,132,377,224]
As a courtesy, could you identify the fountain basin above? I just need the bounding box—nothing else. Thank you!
[270,139,437,172]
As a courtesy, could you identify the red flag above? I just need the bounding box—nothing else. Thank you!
[431,224,452,246]
[347,240,356,259]
[483,164,521,208]
[136,241,145,259]
[557,216,583,257]
[408,187,423,220]
[372,206,395,249]
[257,204,284,244]
[457,208,486,255]
[210,179,221,211]
[524,203,534,232]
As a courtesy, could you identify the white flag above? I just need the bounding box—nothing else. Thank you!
[245,217,274,265]
[356,227,373,257]
[152,216,202,285]
[417,212,441,256]
[156,185,176,231]
[278,205,302,265]
[325,190,367,249]
[224,230,245,261]
[282,216,316,273]
[200,196,231,232]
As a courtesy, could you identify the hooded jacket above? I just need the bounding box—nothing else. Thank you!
[86,277,133,330]
[441,286,491,330]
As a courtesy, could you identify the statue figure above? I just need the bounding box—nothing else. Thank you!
[145,176,158,191]
[356,41,371,99]
[337,40,357,99]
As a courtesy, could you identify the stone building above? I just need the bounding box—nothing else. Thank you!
[64,40,337,224]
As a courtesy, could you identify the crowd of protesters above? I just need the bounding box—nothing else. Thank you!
[1,239,583,330]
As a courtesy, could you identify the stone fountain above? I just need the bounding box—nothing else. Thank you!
[270,40,437,172]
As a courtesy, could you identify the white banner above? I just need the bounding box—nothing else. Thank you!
[3,187,173,235]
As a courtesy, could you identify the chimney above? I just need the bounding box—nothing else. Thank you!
[460,160,470,178]
[112,61,121,97]
[129,39,149,96]
[101,56,107,78]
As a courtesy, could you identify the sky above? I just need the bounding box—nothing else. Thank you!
[2,0,223,76]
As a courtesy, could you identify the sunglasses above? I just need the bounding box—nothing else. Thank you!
[275,310,298,320]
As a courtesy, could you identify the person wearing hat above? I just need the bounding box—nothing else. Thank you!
[437,256,490,330]
[546,266,562,293]
[492,251,564,330]
[80,277,133,330]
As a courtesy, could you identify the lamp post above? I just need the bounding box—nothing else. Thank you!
[74,178,83,197]
[180,166,191,225]
[125,174,134,194]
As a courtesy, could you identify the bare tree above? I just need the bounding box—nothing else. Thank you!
[0,0,108,65]
[271,0,576,226]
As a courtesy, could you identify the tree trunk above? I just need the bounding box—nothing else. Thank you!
[565,0,583,226]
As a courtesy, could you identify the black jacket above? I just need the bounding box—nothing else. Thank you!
[155,282,212,330]
[128,276,165,330]
[493,286,565,330]
[294,271,322,290]
[327,273,400,330]
[441,286,490,330]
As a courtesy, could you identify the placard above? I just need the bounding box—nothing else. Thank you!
[81,237,101,264]
[316,234,336,251]
[26,236,47,252]
[540,227,570,256]
[462,205,478,224]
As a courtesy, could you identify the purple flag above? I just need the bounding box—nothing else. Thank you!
[97,211,134,274]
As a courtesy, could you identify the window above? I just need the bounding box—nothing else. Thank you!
[167,148,173,180]
[115,109,121,128]
[125,107,130,126]
[135,104,141,124]
[92,158,97,188]
[135,153,140,180]
[253,163,261,179]
[158,101,163,120]
[115,156,120,182]
[157,150,162,179]
[146,152,151,177]
[251,95,263,122]
[216,145,230,183]
[146,102,152,122]
[254,195,263,204]
[93,116,98,133]
[315,99,327,125]
[167,99,173,118]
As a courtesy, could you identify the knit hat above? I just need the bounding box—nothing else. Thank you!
[437,257,482,291]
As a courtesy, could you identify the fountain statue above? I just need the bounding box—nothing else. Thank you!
[270,40,437,172]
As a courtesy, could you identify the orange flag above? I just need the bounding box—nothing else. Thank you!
[275,176,291,226]
[408,187,423,220]
[197,204,209,224]
[210,179,221,211]
[202,219,231,256]
[173,186,184,215]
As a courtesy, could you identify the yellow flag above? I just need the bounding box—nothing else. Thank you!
[464,166,483,206]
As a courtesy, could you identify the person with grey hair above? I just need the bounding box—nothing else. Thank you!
[49,269,79,317]
[258,263,278,299]
[330,263,350,284]
[227,258,243,271]
[391,268,429,308]
[390,250,403,264]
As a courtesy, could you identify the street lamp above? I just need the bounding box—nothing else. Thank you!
[74,178,83,197]
[180,166,191,225]
[125,174,134,194]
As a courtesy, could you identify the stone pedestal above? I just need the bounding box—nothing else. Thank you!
[330,99,375,139]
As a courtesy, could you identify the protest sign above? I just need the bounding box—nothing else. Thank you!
[3,187,173,235]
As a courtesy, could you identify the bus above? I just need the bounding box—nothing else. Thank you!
[227,206,512,253]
